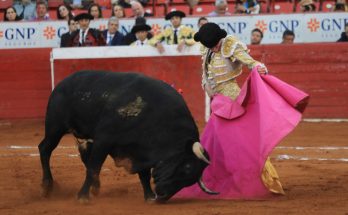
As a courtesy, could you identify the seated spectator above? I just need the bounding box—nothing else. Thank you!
[197,17,208,28]
[64,0,93,10]
[186,0,199,9]
[118,0,148,8]
[69,13,106,47]
[337,23,348,42]
[235,0,260,14]
[4,6,22,21]
[130,1,153,17]
[333,0,348,11]
[88,3,103,19]
[13,0,36,20]
[130,23,152,46]
[60,19,78,47]
[281,30,295,44]
[57,4,74,20]
[103,17,125,46]
[112,4,126,18]
[299,0,316,12]
[123,17,153,45]
[208,0,232,17]
[250,28,263,45]
[32,1,50,21]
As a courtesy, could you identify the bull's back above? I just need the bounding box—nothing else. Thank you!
[47,71,192,136]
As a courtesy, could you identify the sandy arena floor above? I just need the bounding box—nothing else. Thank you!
[0,119,347,215]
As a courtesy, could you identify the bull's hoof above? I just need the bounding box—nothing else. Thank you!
[78,197,90,204]
[144,193,156,203]
[90,186,100,197]
[41,180,53,198]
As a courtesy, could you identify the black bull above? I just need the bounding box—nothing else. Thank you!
[39,71,217,203]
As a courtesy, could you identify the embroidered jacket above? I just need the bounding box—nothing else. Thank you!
[202,35,261,98]
[148,25,195,46]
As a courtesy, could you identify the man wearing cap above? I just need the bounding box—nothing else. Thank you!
[148,10,195,53]
[130,23,152,46]
[69,13,106,47]
[103,17,124,46]
[193,22,285,196]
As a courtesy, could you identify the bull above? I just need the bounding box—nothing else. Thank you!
[38,71,217,203]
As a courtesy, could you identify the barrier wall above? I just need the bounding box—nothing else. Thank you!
[0,43,348,124]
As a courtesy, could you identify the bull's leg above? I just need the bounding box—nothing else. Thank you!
[138,169,156,201]
[77,143,109,203]
[77,140,100,196]
[38,131,64,197]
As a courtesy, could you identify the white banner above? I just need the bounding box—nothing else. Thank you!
[0,12,347,49]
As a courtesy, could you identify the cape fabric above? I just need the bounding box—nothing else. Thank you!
[176,69,309,199]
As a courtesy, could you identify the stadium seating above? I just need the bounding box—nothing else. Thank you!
[270,0,295,14]
[192,4,215,15]
[320,0,335,11]
[47,0,64,9]
[0,0,13,10]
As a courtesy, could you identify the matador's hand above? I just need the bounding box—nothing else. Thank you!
[256,64,268,75]
[177,41,185,52]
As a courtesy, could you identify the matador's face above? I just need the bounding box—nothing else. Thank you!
[211,39,223,53]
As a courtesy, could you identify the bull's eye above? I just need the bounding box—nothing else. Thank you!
[184,164,192,174]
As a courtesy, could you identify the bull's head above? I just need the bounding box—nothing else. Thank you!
[152,142,218,202]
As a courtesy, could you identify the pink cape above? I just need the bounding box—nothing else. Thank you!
[176,69,309,199]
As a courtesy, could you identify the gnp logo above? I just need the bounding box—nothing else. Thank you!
[321,18,348,31]
[219,22,247,34]
[3,28,36,40]
[255,20,300,33]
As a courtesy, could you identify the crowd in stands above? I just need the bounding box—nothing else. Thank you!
[1,0,347,47]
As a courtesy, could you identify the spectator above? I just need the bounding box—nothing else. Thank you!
[130,23,152,46]
[33,1,50,21]
[130,1,153,18]
[186,0,199,9]
[118,0,148,8]
[197,17,208,28]
[333,0,348,11]
[337,23,348,42]
[123,17,153,45]
[299,0,316,12]
[69,13,106,46]
[60,19,78,47]
[149,10,195,53]
[13,0,36,21]
[112,4,126,18]
[4,6,22,21]
[281,30,295,44]
[103,17,125,46]
[235,0,260,14]
[88,3,103,19]
[57,4,74,20]
[64,0,93,10]
[208,0,232,17]
[250,28,263,45]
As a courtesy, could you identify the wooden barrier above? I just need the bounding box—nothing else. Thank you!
[0,43,347,124]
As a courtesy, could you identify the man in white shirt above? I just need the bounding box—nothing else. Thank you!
[130,23,152,46]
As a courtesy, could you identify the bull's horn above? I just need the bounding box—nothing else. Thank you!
[198,177,219,195]
[192,142,210,164]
